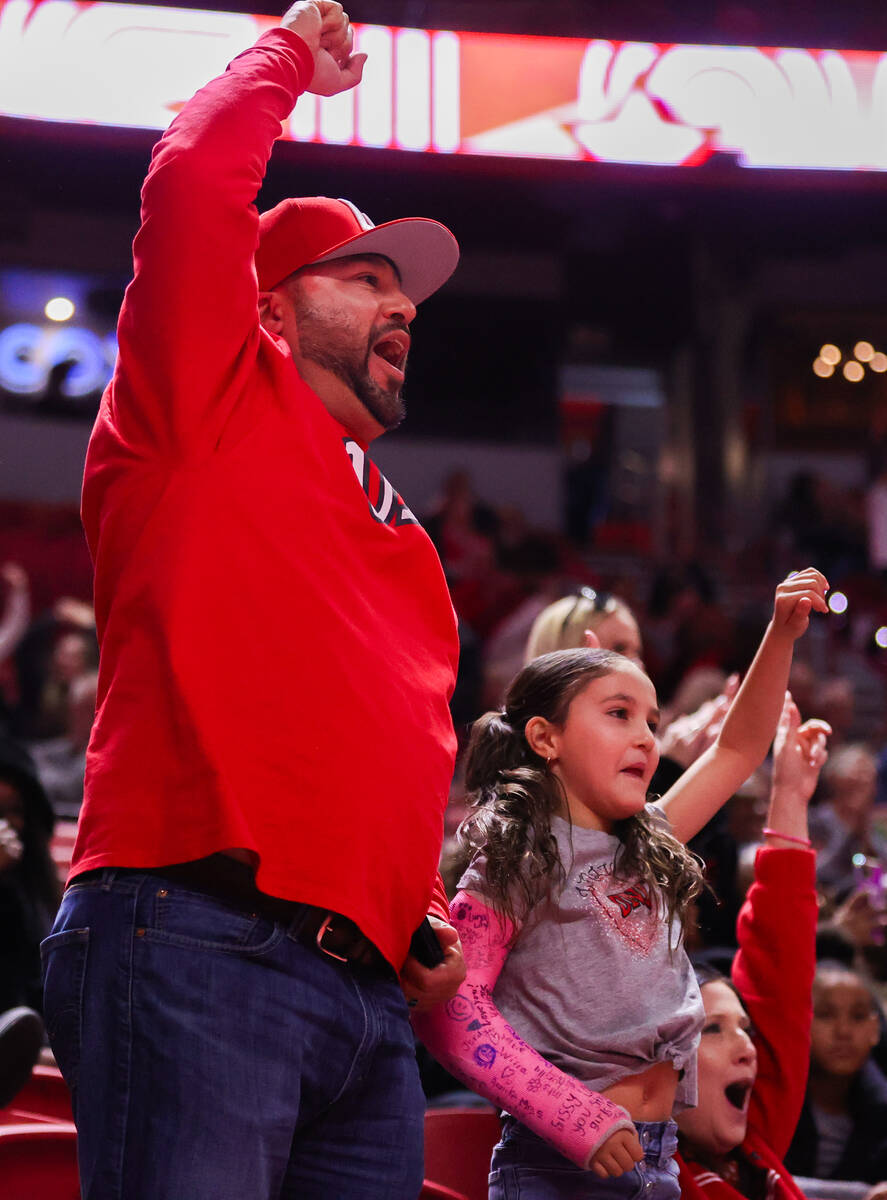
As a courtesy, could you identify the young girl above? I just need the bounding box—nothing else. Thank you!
[784,961,887,1185]
[414,568,829,1198]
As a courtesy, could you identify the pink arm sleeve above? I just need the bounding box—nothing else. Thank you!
[412,890,634,1169]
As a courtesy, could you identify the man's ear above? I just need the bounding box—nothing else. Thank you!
[258,289,286,334]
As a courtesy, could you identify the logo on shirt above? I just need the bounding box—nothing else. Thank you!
[606,883,653,918]
[343,439,419,527]
[574,863,659,956]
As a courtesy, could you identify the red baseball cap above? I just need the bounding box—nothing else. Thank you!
[255,196,459,303]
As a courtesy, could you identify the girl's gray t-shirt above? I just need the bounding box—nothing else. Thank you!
[458,805,704,1110]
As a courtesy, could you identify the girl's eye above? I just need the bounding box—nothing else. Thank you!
[702,1022,721,1035]
[358,273,379,286]
[609,708,628,720]
[648,721,659,734]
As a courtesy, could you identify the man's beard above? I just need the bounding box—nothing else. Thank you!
[291,294,407,431]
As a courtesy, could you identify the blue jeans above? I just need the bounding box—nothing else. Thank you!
[489,1116,680,1200]
[41,869,425,1200]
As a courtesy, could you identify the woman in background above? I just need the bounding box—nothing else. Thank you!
[676,700,830,1198]
[525,587,643,665]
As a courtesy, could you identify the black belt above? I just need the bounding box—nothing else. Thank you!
[73,854,389,971]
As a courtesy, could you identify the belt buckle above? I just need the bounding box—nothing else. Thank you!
[316,914,349,963]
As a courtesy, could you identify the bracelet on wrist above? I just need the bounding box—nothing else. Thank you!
[762,827,812,848]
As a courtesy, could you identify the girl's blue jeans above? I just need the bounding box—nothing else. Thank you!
[489,1115,681,1199]
[41,868,425,1199]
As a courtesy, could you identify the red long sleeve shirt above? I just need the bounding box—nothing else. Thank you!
[677,847,817,1198]
[74,28,458,966]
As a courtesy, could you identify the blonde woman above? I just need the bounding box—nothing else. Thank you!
[525,587,643,665]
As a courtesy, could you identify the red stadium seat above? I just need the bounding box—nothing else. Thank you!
[0,1107,51,1127]
[49,820,78,886]
[420,1182,470,1200]
[6,1065,73,1123]
[0,1121,80,1200]
[423,1106,501,1200]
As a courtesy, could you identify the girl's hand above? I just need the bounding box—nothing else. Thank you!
[771,567,829,640]
[771,695,831,807]
[589,1127,644,1178]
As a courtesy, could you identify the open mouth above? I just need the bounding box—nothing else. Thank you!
[724,1081,752,1111]
[621,766,646,779]
[372,333,409,373]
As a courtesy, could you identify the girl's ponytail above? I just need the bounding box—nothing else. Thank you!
[459,713,562,931]
[463,709,534,795]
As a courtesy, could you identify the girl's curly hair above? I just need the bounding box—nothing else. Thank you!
[458,648,704,940]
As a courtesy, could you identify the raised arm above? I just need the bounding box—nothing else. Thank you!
[0,564,30,664]
[412,890,641,1177]
[657,568,828,844]
[735,698,826,1157]
[111,2,364,456]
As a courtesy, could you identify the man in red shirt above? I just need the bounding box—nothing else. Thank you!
[41,4,465,1196]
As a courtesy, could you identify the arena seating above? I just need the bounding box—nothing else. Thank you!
[420,1181,470,1200]
[5,1064,73,1123]
[0,1121,79,1200]
[423,1106,501,1200]
[0,1080,867,1200]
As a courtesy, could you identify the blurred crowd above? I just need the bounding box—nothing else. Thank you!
[3,461,887,1189]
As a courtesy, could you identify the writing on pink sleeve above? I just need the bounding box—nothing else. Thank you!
[412,890,634,1169]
